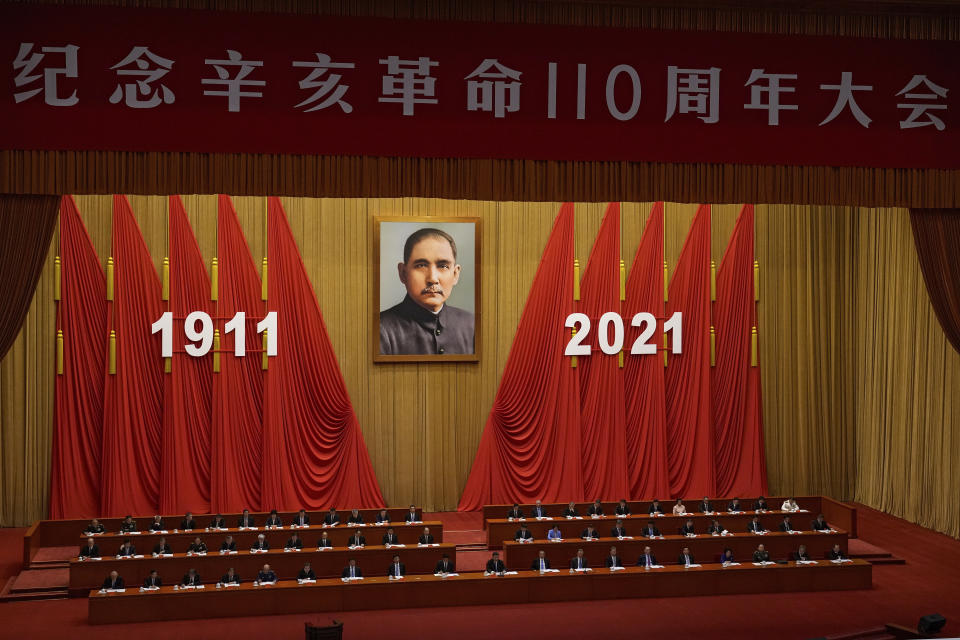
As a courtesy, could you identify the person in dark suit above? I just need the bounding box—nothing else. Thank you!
[376,509,391,524]
[220,536,237,552]
[102,571,124,589]
[707,519,726,535]
[187,536,207,554]
[779,516,795,532]
[569,548,589,570]
[256,564,277,583]
[643,521,661,538]
[587,499,604,517]
[615,499,631,516]
[265,510,283,528]
[181,512,197,530]
[221,568,240,584]
[388,554,406,578]
[678,547,695,566]
[485,552,505,574]
[611,519,628,538]
[317,532,333,549]
[285,533,303,550]
[515,523,533,542]
[383,527,400,545]
[753,544,771,562]
[117,539,136,557]
[210,513,226,529]
[721,548,736,564]
[753,496,769,511]
[811,514,831,531]
[827,544,846,560]
[349,529,366,547]
[298,562,316,580]
[84,519,105,535]
[347,509,364,525]
[293,509,310,527]
[699,496,713,513]
[149,515,165,531]
[419,527,435,544]
[605,546,623,568]
[531,500,547,518]
[80,537,100,558]
[238,509,256,528]
[648,499,663,515]
[251,534,269,552]
[181,569,202,586]
[581,525,599,540]
[435,554,455,574]
[143,570,161,588]
[793,544,812,561]
[405,505,420,523]
[563,501,580,518]
[727,498,743,512]
[531,550,551,571]
[637,546,657,568]
[507,503,524,519]
[323,508,340,526]
[342,559,362,579]
[152,538,172,555]
[680,519,697,536]
[120,515,138,533]
[747,516,767,534]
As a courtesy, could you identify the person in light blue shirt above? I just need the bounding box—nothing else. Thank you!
[547,525,563,540]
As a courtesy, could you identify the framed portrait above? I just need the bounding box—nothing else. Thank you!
[374,216,480,363]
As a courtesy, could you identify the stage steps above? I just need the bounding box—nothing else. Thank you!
[0,569,69,603]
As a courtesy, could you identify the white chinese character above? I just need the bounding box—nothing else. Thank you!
[465,58,521,118]
[743,69,798,125]
[109,47,175,109]
[378,56,438,116]
[202,50,265,112]
[13,43,79,106]
[819,72,873,127]
[292,53,355,113]
[665,66,720,123]
[896,75,947,130]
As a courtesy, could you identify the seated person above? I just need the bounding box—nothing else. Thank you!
[515,523,533,542]
[615,499,631,516]
[721,548,736,564]
[753,496,769,511]
[419,527,435,544]
[605,546,623,568]
[507,503,524,520]
[569,548,589,570]
[298,562,316,580]
[181,512,197,530]
[221,567,240,584]
[678,547,696,566]
[643,521,661,538]
[348,529,366,548]
[342,559,362,579]
[827,544,847,561]
[209,513,226,529]
[264,510,283,528]
[727,497,743,512]
[637,546,658,568]
[672,499,687,515]
[181,568,202,586]
[531,550,551,571]
[120,515,138,533]
[679,519,697,536]
[648,499,663,515]
[116,539,136,557]
[250,534,269,552]
[84,518,106,535]
[387,554,406,578]
[292,509,310,527]
[753,544,771,562]
[781,497,800,512]
[382,527,400,545]
[323,508,340,526]
[256,564,277,583]
[317,531,333,548]
[152,538,172,555]
[375,508,391,524]
[580,525,599,540]
[143,570,162,588]
[531,500,547,518]
[547,525,563,540]
[611,519,628,538]
[779,515,795,532]
[285,533,303,550]
[587,499,604,517]
[220,536,237,552]
[563,501,580,518]
[347,508,364,525]
[149,515,165,532]
[102,571,124,590]
[80,537,101,558]
[187,536,207,554]
[699,496,713,513]
[238,509,256,528]
[794,544,812,561]
[435,554,455,574]
[485,552,505,574]
[707,519,726,535]
[747,516,768,533]
[811,514,831,531]
[405,505,421,523]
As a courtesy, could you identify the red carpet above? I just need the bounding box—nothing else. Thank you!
[0,504,957,639]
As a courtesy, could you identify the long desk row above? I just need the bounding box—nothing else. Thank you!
[77,522,443,555]
[88,560,873,624]
[501,531,848,569]
[70,544,454,596]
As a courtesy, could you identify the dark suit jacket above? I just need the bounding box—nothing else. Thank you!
[678,553,696,565]
[485,559,505,573]
[680,524,697,535]
[615,505,631,516]
[84,523,105,534]
[380,295,475,356]
[285,538,303,549]
[753,500,769,511]
[699,501,712,512]
[828,549,846,560]
[297,569,316,580]
[793,551,811,561]
[383,534,399,545]
[251,540,270,551]
[257,571,277,583]
[102,576,124,589]
[515,529,533,541]
[341,566,363,578]
[376,514,391,524]
[117,544,136,556]
[812,519,830,531]
[531,506,547,518]
[562,508,580,517]
[507,508,524,519]
[187,542,207,553]
[611,527,628,538]
[324,513,340,525]
[648,504,663,514]
[293,514,310,526]
[644,526,661,537]
[181,519,197,529]
[581,529,599,540]
[120,521,137,532]
[220,540,237,552]
[221,573,240,584]
[419,534,435,544]
[569,556,589,570]
[210,517,226,529]
[317,538,333,548]
[531,557,551,570]
[753,550,771,561]
[707,523,725,534]
[143,576,162,587]
[388,562,406,577]
[747,521,766,533]
[265,516,283,527]
[727,501,743,511]
[182,573,202,586]
[779,522,794,532]
[587,505,604,516]
[238,515,256,528]
[349,535,366,547]
[347,514,364,524]
[637,553,658,567]
[405,512,420,522]
[149,520,165,531]
[435,559,455,573]
[605,555,623,568]
[152,543,172,555]
[80,544,101,557]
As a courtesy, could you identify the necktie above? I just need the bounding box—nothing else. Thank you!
[350,567,354,578]
[646,555,650,566]
[540,559,544,570]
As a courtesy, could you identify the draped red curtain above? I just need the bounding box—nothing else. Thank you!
[665,204,716,498]
[910,209,960,356]
[211,194,264,513]
[458,204,583,510]
[262,197,385,510]
[578,203,628,500]
[159,195,212,513]
[713,205,768,496]
[100,194,164,516]
[623,202,670,500]
[50,195,106,519]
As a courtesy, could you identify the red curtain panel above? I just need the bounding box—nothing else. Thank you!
[159,196,212,514]
[910,209,960,356]
[210,194,264,513]
[458,204,584,510]
[261,197,385,510]
[665,204,716,498]
[713,205,768,496]
[578,203,629,500]
[623,202,670,500]
[50,196,106,519]
[101,195,164,516]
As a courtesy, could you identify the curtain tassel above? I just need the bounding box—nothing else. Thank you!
[570,327,577,368]
[213,329,221,373]
[261,330,269,370]
[109,330,117,374]
[619,259,625,301]
[56,329,64,375]
[106,257,114,301]
[211,257,219,301]
[164,356,171,374]
[54,256,61,301]
[710,326,716,367]
[261,257,268,301]
[754,260,760,302]
[663,261,669,303]
[663,333,668,368]
[573,259,580,301]
[618,350,624,368]
[751,327,759,367]
[710,260,716,302]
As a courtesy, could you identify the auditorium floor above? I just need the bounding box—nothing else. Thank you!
[0,503,958,640]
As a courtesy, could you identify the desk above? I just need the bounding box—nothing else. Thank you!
[88,560,872,624]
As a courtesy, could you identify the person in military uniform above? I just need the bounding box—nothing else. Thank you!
[380,227,474,355]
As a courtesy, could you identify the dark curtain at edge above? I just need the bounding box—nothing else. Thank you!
[458,204,584,510]
[909,209,960,356]
[50,195,105,518]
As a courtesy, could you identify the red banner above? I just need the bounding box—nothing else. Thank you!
[1,4,956,168]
